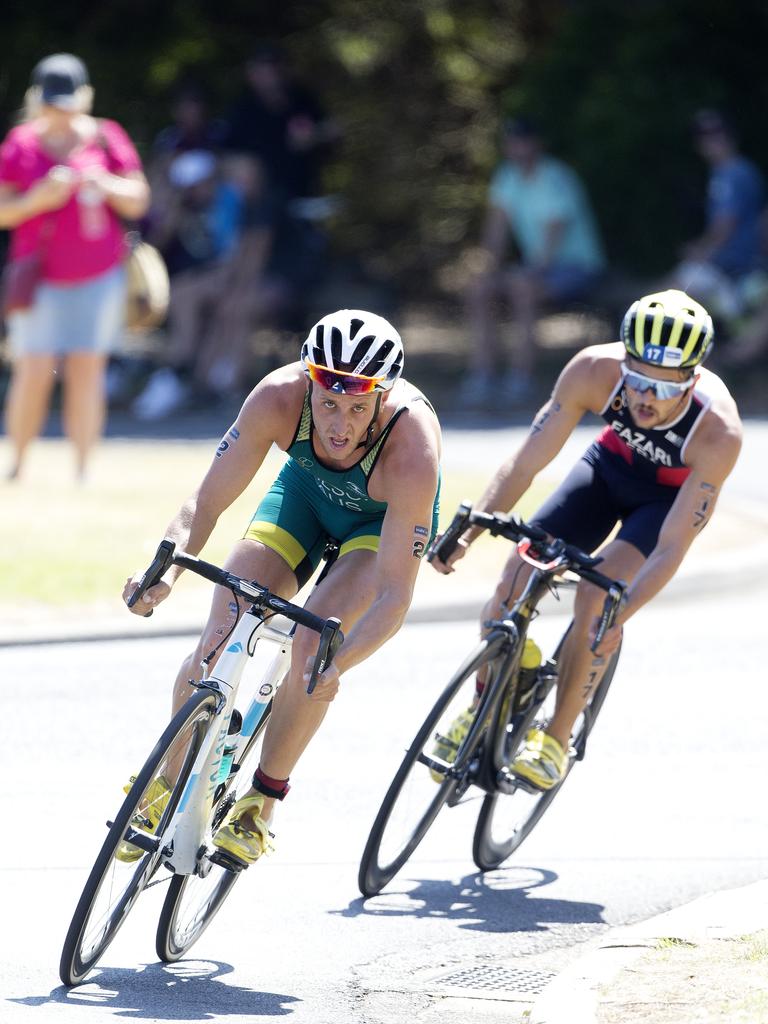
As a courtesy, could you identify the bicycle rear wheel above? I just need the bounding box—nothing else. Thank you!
[358,634,505,898]
[472,643,622,871]
[155,702,272,961]
[59,690,217,986]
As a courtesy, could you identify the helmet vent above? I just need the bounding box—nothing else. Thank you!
[349,318,365,340]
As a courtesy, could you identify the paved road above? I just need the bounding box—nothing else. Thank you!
[2,576,767,1022]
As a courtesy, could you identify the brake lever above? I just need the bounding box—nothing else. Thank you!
[306,617,345,693]
[127,539,176,618]
[590,581,627,653]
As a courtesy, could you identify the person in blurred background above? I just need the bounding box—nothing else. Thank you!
[144,80,228,231]
[0,53,149,479]
[223,43,340,203]
[669,109,766,332]
[130,148,246,419]
[461,115,605,410]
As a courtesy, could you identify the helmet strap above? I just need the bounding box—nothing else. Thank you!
[356,393,382,449]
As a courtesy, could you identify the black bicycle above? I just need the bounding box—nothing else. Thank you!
[358,502,626,897]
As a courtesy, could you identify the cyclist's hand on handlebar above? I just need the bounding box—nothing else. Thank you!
[588,615,622,657]
[122,574,172,616]
[428,534,471,575]
[302,654,340,703]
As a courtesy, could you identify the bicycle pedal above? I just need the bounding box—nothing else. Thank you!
[209,848,249,873]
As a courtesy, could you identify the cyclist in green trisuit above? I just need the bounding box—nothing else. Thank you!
[124,309,441,867]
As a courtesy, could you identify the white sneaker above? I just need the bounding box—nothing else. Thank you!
[131,369,189,420]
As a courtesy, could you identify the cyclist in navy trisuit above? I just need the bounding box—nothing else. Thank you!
[124,309,441,866]
[431,290,742,790]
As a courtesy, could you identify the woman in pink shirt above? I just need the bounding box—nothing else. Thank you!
[0,53,150,479]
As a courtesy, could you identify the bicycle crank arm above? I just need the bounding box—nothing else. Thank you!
[209,849,249,873]
[416,751,450,776]
[106,821,162,854]
[495,767,543,796]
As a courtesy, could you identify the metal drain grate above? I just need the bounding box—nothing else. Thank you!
[435,964,556,995]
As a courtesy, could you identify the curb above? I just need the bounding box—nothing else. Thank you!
[3,538,766,648]
[528,877,768,1024]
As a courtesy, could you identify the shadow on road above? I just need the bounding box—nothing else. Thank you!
[332,865,605,934]
[10,958,298,1019]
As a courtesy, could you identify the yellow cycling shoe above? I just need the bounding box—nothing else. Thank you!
[430,707,475,783]
[510,729,567,791]
[212,794,274,868]
[116,774,172,863]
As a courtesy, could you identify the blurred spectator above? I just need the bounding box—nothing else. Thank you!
[669,109,766,327]
[132,145,331,420]
[144,81,228,223]
[222,43,340,201]
[130,149,247,419]
[719,207,768,369]
[152,81,228,160]
[0,52,149,479]
[461,116,605,408]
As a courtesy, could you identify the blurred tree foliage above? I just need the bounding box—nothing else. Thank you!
[1,0,767,296]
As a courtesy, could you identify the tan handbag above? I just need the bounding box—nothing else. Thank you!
[124,231,169,332]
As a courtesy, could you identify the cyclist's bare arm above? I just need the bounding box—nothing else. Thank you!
[322,407,441,681]
[432,346,615,573]
[615,402,743,627]
[124,368,304,613]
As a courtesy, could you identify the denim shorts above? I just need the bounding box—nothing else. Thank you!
[7,263,126,358]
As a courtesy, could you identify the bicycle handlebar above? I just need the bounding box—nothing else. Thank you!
[428,502,627,653]
[128,540,345,690]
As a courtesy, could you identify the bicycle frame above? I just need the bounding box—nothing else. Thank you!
[139,606,294,876]
[445,540,586,800]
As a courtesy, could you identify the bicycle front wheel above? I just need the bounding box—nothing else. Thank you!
[155,702,272,962]
[358,634,505,898]
[59,689,218,986]
[472,643,622,871]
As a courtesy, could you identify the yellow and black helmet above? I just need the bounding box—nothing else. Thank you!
[621,289,714,369]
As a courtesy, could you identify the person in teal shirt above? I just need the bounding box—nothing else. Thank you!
[463,116,605,408]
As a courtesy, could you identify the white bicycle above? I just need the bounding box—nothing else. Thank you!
[59,539,343,986]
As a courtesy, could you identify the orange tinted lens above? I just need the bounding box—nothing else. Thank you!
[308,364,380,394]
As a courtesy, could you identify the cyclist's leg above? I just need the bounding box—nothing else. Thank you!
[254,546,378,819]
[213,511,382,861]
[504,456,622,787]
[545,499,673,750]
[478,455,618,680]
[170,463,328,716]
[545,537,644,750]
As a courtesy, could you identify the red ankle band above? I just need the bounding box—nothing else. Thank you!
[253,766,290,800]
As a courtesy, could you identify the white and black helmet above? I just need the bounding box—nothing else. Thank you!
[301,309,404,390]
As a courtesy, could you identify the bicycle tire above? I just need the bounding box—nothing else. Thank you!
[59,689,218,986]
[358,634,506,898]
[155,702,272,961]
[472,642,622,871]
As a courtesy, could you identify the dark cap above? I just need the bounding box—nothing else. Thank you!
[692,108,732,138]
[31,53,89,110]
[502,115,540,139]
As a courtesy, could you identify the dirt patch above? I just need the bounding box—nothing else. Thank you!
[596,931,768,1024]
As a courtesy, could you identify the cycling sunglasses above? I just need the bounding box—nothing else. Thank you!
[305,361,385,395]
[621,362,695,401]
